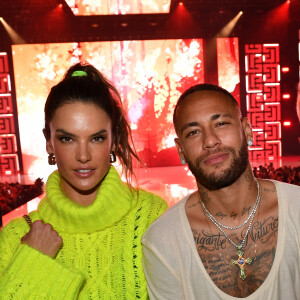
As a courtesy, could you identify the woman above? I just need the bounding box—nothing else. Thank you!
[0,62,167,299]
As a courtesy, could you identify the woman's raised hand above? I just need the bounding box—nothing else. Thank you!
[21,220,63,258]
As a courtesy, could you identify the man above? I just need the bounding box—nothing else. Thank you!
[142,84,300,300]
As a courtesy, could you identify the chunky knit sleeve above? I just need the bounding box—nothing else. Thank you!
[0,218,85,300]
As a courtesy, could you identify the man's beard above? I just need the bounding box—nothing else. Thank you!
[187,137,249,191]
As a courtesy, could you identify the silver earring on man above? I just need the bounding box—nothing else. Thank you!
[247,138,253,147]
[180,157,186,165]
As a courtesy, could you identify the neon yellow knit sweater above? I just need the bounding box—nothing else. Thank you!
[0,166,167,299]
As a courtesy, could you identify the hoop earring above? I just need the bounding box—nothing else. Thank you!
[110,151,116,163]
[180,157,186,165]
[247,138,253,147]
[48,153,56,165]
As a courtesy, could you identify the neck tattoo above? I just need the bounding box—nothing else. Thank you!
[200,178,261,280]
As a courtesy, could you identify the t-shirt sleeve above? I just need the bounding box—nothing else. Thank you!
[0,219,85,299]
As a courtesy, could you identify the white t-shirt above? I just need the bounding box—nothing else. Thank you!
[142,181,300,300]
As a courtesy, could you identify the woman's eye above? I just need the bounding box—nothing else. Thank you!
[59,136,72,142]
[92,136,104,142]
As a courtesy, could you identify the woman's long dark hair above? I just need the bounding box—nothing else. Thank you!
[44,62,141,185]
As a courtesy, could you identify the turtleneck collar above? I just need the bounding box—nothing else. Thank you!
[38,166,137,233]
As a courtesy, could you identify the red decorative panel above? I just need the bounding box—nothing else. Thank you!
[0,54,9,73]
[0,95,13,114]
[0,53,20,175]
[265,122,281,140]
[0,135,17,154]
[245,44,281,159]
[0,154,19,175]
[0,115,15,134]
[264,85,280,102]
[0,74,10,94]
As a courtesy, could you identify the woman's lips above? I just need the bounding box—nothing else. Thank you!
[73,169,95,178]
[203,152,229,165]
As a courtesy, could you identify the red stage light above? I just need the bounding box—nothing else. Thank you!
[282,94,291,99]
[58,4,63,8]
[283,121,291,126]
[179,2,183,5]
[282,66,289,73]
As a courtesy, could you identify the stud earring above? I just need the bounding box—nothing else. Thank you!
[180,157,186,165]
[48,153,56,165]
[247,138,253,147]
[110,151,116,163]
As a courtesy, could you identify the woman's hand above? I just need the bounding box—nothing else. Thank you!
[21,220,63,258]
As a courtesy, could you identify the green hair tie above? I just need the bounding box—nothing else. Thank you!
[71,70,88,77]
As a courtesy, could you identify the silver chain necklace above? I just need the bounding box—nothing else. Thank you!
[199,179,262,280]
[201,179,260,230]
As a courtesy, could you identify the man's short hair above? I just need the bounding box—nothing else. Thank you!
[173,83,240,127]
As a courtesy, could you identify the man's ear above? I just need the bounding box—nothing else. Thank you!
[241,117,253,142]
[174,137,186,161]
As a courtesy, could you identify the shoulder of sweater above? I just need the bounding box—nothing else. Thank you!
[142,195,188,241]
[131,189,168,230]
[136,188,168,207]
[0,218,29,249]
[1,211,39,234]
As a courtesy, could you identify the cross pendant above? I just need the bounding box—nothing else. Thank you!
[231,246,252,280]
